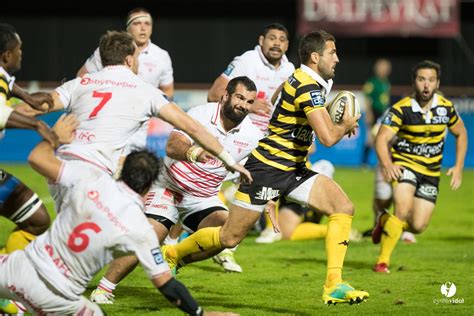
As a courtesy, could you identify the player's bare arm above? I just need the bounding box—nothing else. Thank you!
[166,131,213,163]
[76,64,89,78]
[158,102,252,183]
[447,118,467,190]
[11,83,53,112]
[307,105,359,147]
[375,125,403,181]
[207,75,229,102]
[28,114,78,182]
[5,109,58,148]
[159,83,174,100]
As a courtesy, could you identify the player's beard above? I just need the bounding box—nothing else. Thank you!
[223,100,246,125]
[416,88,435,103]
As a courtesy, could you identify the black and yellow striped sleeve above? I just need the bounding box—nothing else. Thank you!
[448,104,460,128]
[382,103,403,133]
[294,83,325,116]
[0,76,8,101]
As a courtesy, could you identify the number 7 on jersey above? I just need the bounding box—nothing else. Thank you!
[89,91,112,119]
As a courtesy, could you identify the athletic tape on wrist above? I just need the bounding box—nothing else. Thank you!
[217,150,236,166]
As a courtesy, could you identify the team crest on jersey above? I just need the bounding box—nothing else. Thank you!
[223,63,235,76]
[151,247,164,265]
[309,90,325,106]
[383,112,393,125]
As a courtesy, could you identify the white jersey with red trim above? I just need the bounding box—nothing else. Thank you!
[222,45,295,132]
[84,41,173,88]
[163,102,263,198]
[24,160,169,300]
[55,66,169,173]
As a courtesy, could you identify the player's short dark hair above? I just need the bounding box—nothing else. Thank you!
[412,60,441,81]
[120,149,162,195]
[262,23,289,39]
[99,31,136,67]
[226,76,257,95]
[0,23,19,55]
[299,30,335,65]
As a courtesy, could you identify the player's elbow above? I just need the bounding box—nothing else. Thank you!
[27,150,41,173]
[317,134,337,147]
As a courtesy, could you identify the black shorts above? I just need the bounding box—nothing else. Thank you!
[398,167,440,203]
[235,154,317,206]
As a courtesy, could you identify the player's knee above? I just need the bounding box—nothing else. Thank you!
[333,198,354,216]
[220,231,243,248]
[409,222,428,234]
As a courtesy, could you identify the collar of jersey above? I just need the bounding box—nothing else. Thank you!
[411,93,439,113]
[140,40,151,55]
[103,65,133,73]
[118,181,145,206]
[300,64,333,94]
[212,102,243,134]
[0,66,15,90]
[255,45,288,70]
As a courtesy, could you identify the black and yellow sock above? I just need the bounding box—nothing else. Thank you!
[290,222,327,240]
[377,214,406,265]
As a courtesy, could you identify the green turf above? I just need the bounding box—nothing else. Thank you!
[1,165,473,315]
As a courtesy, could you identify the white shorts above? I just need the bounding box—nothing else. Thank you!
[374,166,392,200]
[0,252,103,315]
[145,182,227,232]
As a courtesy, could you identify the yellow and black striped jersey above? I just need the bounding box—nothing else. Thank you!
[382,93,460,177]
[0,67,14,107]
[251,67,327,171]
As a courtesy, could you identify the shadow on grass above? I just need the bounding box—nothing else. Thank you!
[429,235,474,242]
[90,285,312,315]
[280,256,374,270]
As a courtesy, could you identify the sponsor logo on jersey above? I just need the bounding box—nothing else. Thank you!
[310,90,325,106]
[223,63,235,76]
[396,138,444,158]
[383,112,393,125]
[291,126,314,142]
[255,186,280,200]
[80,77,137,88]
[431,116,450,124]
[151,247,164,265]
[436,107,447,116]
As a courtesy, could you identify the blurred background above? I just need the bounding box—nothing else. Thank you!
[1,0,473,167]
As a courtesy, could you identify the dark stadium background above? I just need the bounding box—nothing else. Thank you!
[1,0,473,88]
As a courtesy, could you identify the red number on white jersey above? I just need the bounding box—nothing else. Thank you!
[67,222,102,252]
[89,91,112,119]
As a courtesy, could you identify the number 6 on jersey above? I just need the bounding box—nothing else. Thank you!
[67,222,102,252]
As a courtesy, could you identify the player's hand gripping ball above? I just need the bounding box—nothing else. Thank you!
[326,91,360,123]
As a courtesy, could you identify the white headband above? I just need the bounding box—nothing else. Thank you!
[126,14,152,28]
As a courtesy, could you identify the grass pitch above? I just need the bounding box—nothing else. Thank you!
[1,165,472,315]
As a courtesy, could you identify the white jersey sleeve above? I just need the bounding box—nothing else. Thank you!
[222,55,250,79]
[84,47,103,73]
[55,78,81,112]
[123,226,170,279]
[159,51,174,87]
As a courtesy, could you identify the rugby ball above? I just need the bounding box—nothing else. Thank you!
[326,91,360,123]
